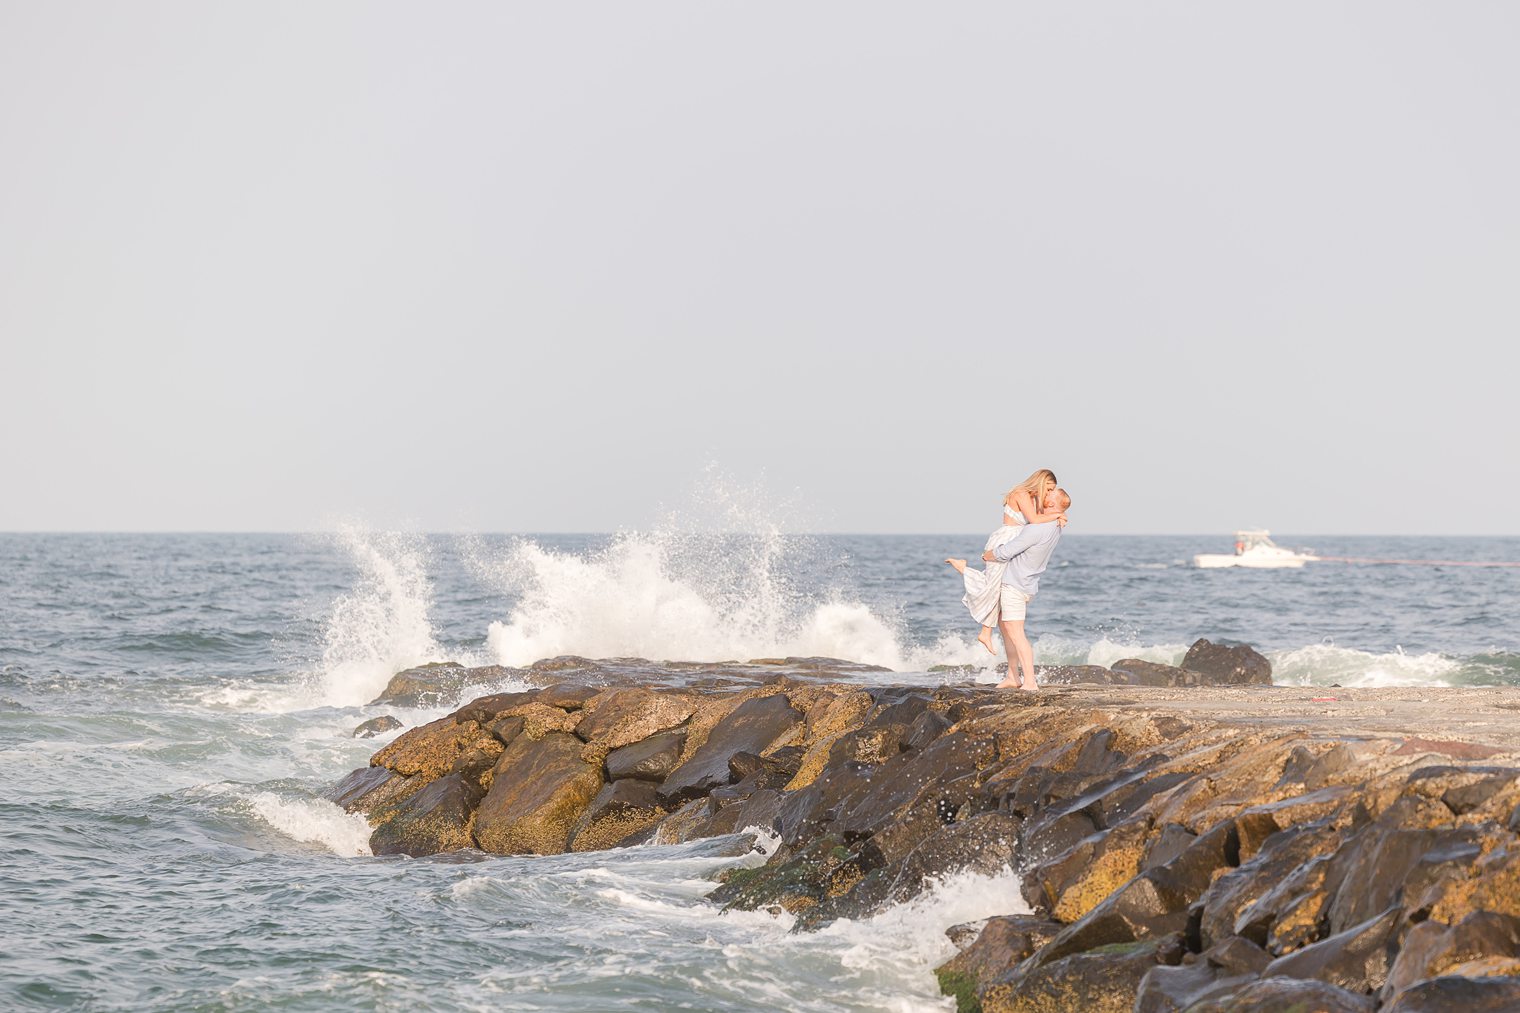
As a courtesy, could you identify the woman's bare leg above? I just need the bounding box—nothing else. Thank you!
[996,618,1038,690]
[977,624,996,654]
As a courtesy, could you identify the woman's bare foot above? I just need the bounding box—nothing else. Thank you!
[977,625,996,655]
[945,557,967,575]
[1019,680,1039,692]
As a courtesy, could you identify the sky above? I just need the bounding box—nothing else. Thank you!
[2,2,1517,535]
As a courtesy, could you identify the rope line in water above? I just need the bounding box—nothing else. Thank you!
[1312,556,1520,568]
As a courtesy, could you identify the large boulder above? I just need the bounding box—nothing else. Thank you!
[575,688,695,751]
[1384,975,1520,1012]
[981,935,1186,1013]
[371,662,516,707]
[936,915,1062,1009]
[473,732,603,855]
[1261,905,1402,994]
[369,772,482,857]
[1181,639,1273,686]
[1185,975,1375,1012]
[605,730,687,782]
[568,779,667,852]
[1382,912,1520,1001]
[658,694,802,804]
[370,716,501,782]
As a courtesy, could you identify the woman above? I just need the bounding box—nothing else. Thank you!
[946,469,1067,654]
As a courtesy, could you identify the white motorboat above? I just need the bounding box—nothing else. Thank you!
[1194,530,1317,569]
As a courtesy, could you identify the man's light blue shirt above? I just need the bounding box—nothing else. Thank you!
[993,522,1063,596]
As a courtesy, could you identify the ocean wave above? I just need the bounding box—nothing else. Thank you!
[477,530,958,673]
[247,792,373,857]
[1265,643,1516,687]
[311,525,459,707]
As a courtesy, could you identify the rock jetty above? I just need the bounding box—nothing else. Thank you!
[328,642,1520,1011]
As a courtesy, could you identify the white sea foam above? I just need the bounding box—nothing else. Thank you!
[1033,634,1188,669]
[313,525,455,707]
[479,530,954,672]
[248,792,374,856]
[1269,643,1462,687]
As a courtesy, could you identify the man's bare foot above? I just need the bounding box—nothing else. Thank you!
[945,557,967,575]
[977,626,996,655]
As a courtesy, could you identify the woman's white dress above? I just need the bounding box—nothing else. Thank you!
[960,508,1024,627]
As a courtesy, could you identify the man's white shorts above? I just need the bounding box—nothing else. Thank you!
[999,585,1032,621]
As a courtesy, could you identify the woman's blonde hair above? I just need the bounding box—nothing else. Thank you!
[1006,469,1058,508]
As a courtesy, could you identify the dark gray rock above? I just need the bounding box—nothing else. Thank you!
[1181,638,1273,686]
[353,715,403,738]
[1383,975,1520,1013]
[369,772,483,857]
[1262,905,1402,994]
[605,730,687,782]
[658,694,802,804]
[1184,975,1375,1012]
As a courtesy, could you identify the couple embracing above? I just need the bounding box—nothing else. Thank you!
[946,469,1071,691]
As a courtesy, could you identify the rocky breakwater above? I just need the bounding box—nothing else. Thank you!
[328,644,1520,1012]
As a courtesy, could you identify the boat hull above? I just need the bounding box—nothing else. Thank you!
[1194,553,1309,569]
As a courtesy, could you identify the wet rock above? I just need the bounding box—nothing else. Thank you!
[352,715,402,738]
[604,730,687,782]
[370,717,500,782]
[1035,818,1234,966]
[1037,664,1127,686]
[327,765,404,810]
[1382,911,1520,1000]
[659,694,802,804]
[1109,660,1196,687]
[1030,817,1154,925]
[1181,639,1273,686]
[371,662,513,707]
[728,749,799,783]
[1199,820,1343,949]
[452,691,535,725]
[1384,975,1520,1013]
[981,934,1185,1013]
[1134,961,1256,1013]
[1184,975,1375,1012]
[369,772,482,857]
[473,732,603,855]
[1261,905,1402,994]
[709,833,857,916]
[576,688,695,751]
[568,779,667,852]
[536,683,600,710]
[891,813,1021,898]
[935,915,1062,1010]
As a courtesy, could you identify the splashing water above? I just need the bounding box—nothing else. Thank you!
[313,526,449,706]
[479,530,960,671]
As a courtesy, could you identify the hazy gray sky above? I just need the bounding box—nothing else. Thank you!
[3,2,1517,535]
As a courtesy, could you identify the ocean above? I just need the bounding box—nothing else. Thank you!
[2,530,1517,1010]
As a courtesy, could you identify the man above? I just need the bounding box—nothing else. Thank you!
[981,487,1071,691]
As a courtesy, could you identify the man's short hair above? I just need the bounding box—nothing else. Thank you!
[1050,488,1071,511]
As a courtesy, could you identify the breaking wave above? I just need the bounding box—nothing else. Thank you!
[311,525,453,707]
[478,530,972,672]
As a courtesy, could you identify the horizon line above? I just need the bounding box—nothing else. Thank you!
[2,530,1518,539]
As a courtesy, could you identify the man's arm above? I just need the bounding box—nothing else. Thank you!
[982,524,1043,563]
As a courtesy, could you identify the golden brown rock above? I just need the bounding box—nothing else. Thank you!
[473,732,603,855]
[370,717,499,782]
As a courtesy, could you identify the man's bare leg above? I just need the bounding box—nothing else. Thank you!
[996,618,1038,691]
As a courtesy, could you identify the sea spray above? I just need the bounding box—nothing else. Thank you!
[477,530,980,671]
[313,525,450,706]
